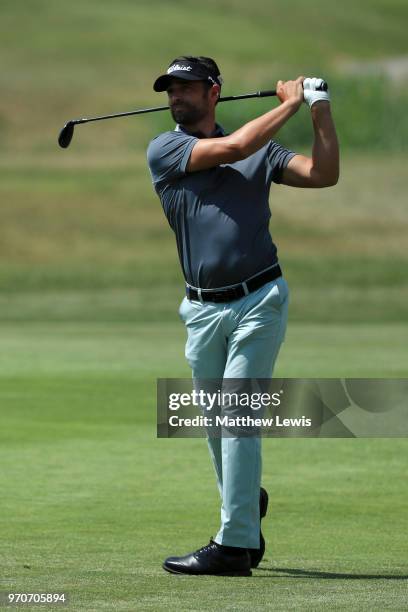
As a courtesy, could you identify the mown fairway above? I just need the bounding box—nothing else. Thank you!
[1,0,408,609]
[1,323,407,610]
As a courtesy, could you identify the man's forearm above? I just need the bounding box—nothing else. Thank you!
[186,77,304,172]
[225,100,300,158]
[310,102,339,185]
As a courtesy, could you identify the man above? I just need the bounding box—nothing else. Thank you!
[147,56,339,576]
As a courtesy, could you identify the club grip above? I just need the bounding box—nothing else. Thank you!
[257,80,328,99]
[258,89,277,97]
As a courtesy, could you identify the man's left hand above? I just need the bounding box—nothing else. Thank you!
[303,77,330,108]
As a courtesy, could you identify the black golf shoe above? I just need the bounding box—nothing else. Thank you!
[249,487,269,568]
[163,540,252,576]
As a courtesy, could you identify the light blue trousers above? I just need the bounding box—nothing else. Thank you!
[179,276,289,548]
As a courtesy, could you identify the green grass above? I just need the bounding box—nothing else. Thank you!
[1,322,407,610]
[0,155,407,324]
[1,321,407,379]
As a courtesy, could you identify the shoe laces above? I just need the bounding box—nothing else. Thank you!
[195,539,217,557]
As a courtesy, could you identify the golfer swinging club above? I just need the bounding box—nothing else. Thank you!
[147,56,339,576]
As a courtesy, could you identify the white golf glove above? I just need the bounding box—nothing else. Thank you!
[303,77,330,108]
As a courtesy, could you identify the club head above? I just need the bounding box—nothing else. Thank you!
[58,121,75,148]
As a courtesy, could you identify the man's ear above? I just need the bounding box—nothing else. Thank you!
[212,84,221,104]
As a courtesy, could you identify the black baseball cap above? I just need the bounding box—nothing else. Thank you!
[153,58,223,92]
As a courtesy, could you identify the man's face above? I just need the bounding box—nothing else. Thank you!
[167,79,212,125]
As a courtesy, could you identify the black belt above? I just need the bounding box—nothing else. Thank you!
[186,265,282,303]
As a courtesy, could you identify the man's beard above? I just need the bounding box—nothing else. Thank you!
[170,102,207,126]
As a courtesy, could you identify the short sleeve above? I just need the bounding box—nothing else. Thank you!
[266,141,297,184]
[147,131,198,187]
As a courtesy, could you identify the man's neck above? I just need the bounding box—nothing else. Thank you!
[181,115,217,138]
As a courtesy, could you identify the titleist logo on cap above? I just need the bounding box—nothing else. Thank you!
[167,64,193,74]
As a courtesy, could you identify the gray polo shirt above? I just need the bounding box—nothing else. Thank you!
[147,124,296,289]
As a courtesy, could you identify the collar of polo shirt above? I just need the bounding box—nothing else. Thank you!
[175,123,225,139]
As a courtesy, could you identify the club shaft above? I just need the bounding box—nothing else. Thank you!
[59,81,327,147]
[70,90,278,125]
[219,89,276,102]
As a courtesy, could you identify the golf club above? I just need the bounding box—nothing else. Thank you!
[58,81,328,149]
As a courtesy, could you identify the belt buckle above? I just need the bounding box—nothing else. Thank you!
[214,286,244,302]
[211,290,228,302]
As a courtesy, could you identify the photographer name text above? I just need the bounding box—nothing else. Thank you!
[168,415,312,428]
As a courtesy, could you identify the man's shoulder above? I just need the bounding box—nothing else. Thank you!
[147,129,196,164]
[148,129,195,148]
[147,130,173,152]
[146,129,199,185]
